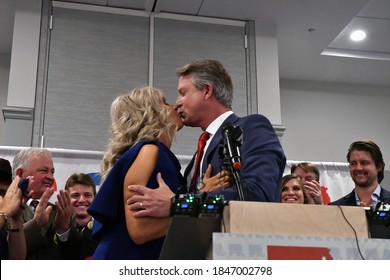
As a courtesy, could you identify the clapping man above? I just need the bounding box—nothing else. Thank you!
[12,147,77,259]
[291,162,330,204]
[58,173,98,259]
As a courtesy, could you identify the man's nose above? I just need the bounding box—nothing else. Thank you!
[46,171,54,179]
[354,163,363,169]
[176,96,182,106]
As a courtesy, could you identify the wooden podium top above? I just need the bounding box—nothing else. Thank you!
[223,201,369,238]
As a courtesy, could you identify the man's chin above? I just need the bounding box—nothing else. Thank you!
[354,181,370,188]
[177,124,184,131]
[75,213,89,218]
[183,121,196,127]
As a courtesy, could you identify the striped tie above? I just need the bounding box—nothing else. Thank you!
[30,200,39,213]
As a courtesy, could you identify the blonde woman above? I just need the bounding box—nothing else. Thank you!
[88,86,185,259]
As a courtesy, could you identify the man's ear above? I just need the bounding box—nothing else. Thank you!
[204,84,213,99]
[377,162,384,172]
[15,168,23,177]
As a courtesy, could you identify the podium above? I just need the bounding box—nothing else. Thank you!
[159,201,390,259]
[159,216,221,260]
[223,201,369,238]
[214,201,390,260]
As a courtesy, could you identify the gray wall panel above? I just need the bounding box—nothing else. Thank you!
[36,6,253,155]
[43,7,149,150]
[153,17,247,156]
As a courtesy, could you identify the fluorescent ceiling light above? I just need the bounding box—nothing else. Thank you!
[350,30,366,41]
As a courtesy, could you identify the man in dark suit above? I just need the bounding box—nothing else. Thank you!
[58,173,98,259]
[127,59,286,216]
[329,140,390,206]
[184,113,284,201]
[12,147,78,259]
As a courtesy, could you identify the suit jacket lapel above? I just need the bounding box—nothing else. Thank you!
[379,187,390,202]
[202,114,240,173]
[184,151,196,181]
[185,114,241,182]
[345,190,358,206]
[22,207,34,223]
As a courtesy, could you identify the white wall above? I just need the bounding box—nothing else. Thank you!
[2,0,41,147]
[280,78,390,188]
[6,0,41,108]
[255,21,282,125]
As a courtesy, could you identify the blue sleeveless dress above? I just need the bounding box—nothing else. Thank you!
[88,140,185,259]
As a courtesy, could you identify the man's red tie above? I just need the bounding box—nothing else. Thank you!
[190,131,210,191]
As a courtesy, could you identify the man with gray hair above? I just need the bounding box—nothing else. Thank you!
[13,147,78,259]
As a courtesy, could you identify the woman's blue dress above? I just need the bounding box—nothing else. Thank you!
[88,140,185,259]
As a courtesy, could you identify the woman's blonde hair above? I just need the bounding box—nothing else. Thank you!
[100,86,176,184]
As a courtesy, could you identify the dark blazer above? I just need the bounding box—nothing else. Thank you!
[22,204,79,259]
[0,228,8,259]
[329,187,390,206]
[58,216,98,260]
[184,113,286,202]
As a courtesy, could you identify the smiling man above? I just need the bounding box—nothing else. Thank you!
[12,147,76,259]
[65,173,96,228]
[59,173,98,259]
[329,140,390,207]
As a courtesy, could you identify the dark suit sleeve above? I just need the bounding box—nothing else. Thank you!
[24,207,84,259]
[57,225,83,259]
[24,218,48,255]
[210,114,286,202]
[23,206,60,259]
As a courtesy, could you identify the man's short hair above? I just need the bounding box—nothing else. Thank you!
[291,162,320,181]
[176,59,233,108]
[0,158,12,184]
[65,173,96,195]
[12,147,52,178]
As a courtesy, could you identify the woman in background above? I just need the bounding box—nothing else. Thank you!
[280,174,310,204]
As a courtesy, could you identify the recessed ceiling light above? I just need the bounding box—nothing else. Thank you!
[350,30,366,41]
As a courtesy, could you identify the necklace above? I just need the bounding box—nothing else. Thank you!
[359,199,372,207]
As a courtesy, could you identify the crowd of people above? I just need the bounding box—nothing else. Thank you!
[0,59,388,260]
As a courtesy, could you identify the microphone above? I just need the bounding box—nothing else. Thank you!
[221,122,242,170]
[374,200,383,212]
[375,198,390,211]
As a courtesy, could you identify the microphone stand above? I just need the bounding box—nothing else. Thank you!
[219,135,245,201]
[231,168,244,201]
